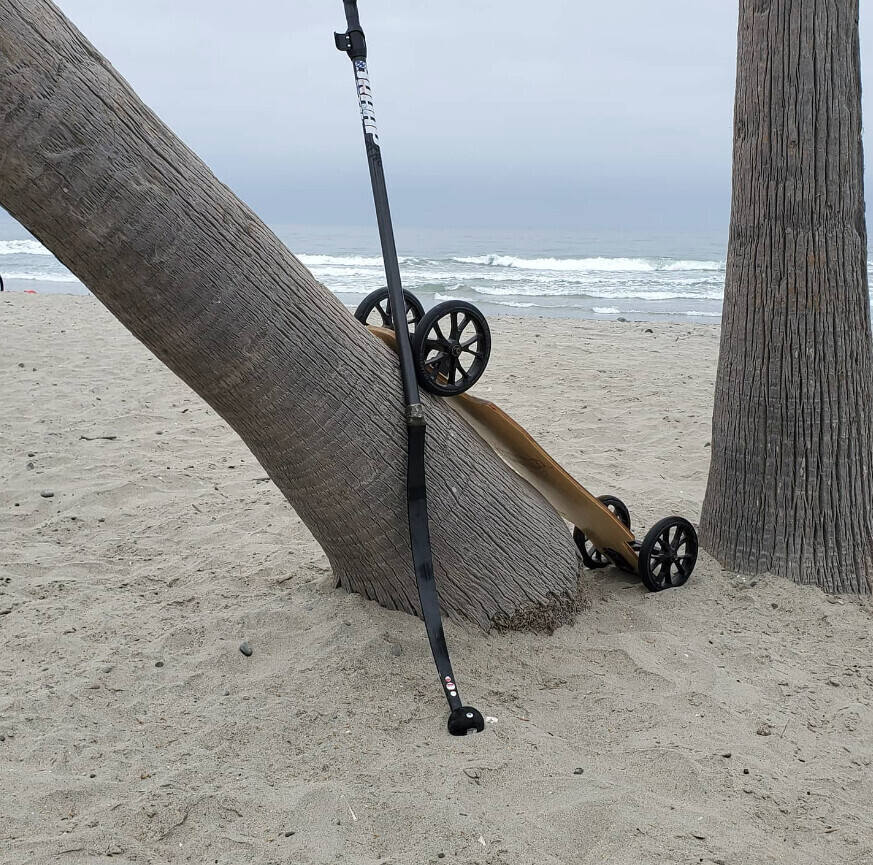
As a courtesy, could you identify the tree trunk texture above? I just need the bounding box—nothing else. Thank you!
[0,0,583,629]
[701,0,873,593]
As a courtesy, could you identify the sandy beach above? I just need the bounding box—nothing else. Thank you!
[2,293,872,865]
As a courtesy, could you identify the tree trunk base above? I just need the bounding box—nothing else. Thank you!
[700,515,873,596]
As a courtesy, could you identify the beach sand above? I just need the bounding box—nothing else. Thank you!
[2,293,872,864]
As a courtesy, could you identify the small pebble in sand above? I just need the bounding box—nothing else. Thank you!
[102,665,113,673]
[25,461,34,470]
[221,690,230,697]
[743,768,750,774]
[722,752,732,758]
[154,661,164,668]
[390,644,402,657]
[27,452,35,457]
[573,767,584,775]
[40,491,54,498]
[284,831,295,837]
[756,723,773,736]
[617,317,628,322]
[239,642,253,657]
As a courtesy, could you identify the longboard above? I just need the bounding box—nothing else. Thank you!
[369,326,639,571]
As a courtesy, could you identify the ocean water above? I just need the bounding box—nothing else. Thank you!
[0,224,734,322]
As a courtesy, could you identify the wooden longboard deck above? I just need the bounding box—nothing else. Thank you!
[369,326,639,570]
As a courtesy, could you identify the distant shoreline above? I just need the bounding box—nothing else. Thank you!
[1,283,724,324]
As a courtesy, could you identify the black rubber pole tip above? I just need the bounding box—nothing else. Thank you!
[447,706,485,736]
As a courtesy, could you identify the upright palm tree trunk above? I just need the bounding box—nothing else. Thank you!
[701,0,873,593]
[0,0,582,629]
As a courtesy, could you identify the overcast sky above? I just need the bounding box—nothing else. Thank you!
[30,2,873,231]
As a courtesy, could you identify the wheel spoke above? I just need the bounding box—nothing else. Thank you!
[377,300,391,326]
[455,354,473,378]
[433,322,447,343]
[460,334,481,349]
[449,312,460,340]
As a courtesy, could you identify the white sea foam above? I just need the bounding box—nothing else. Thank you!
[593,307,621,314]
[451,254,725,273]
[1,270,80,283]
[624,308,722,318]
[0,240,53,256]
[297,254,385,267]
[434,292,472,303]
[492,300,536,308]
[661,259,724,272]
[461,282,725,301]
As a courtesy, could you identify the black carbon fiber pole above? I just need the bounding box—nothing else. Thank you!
[335,1,484,736]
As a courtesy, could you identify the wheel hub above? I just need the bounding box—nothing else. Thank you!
[450,341,463,358]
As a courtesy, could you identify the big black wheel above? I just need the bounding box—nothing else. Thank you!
[638,516,698,592]
[573,495,631,570]
[354,287,424,332]
[411,300,491,396]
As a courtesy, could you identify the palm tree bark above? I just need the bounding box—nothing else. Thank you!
[0,0,582,629]
[701,0,873,593]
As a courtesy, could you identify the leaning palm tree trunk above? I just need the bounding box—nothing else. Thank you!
[0,0,582,629]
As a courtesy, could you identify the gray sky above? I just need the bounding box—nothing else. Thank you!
[37,1,873,230]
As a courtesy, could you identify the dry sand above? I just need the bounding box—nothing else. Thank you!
[2,293,872,865]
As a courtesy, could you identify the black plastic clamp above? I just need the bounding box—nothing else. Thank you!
[335,29,367,60]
